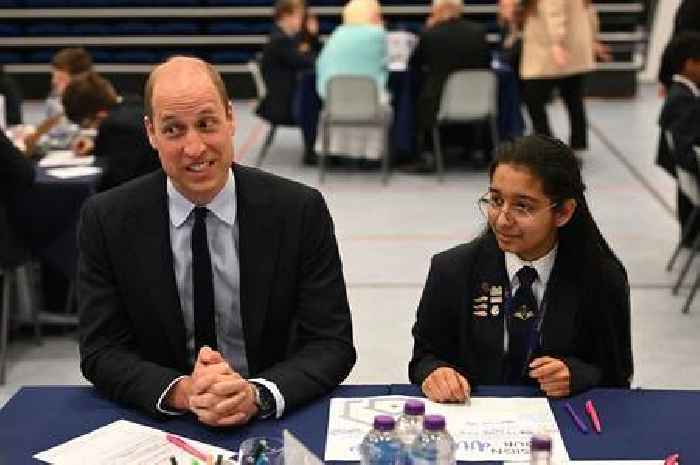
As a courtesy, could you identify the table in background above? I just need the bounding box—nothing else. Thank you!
[11,165,100,320]
[1,384,697,464]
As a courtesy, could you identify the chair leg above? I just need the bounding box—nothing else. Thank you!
[15,263,41,345]
[1,269,13,385]
[490,113,500,154]
[667,208,700,271]
[320,123,329,184]
[681,268,700,314]
[433,125,444,183]
[256,124,277,167]
[382,123,390,185]
[672,232,700,295]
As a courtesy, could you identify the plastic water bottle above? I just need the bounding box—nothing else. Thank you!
[409,415,456,465]
[530,434,552,465]
[396,400,425,447]
[359,415,403,465]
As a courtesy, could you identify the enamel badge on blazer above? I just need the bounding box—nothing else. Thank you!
[473,282,502,318]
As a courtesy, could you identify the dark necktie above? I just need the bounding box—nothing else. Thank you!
[192,206,217,352]
[505,265,539,384]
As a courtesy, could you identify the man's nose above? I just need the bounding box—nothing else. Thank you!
[183,129,206,158]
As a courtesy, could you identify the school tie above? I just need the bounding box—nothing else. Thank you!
[192,206,217,352]
[505,265,539,384]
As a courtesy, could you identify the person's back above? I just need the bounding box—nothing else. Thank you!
[257,0,315,124]
[0,129,34,267]
[93,94,160,191]
[316,24,388,99]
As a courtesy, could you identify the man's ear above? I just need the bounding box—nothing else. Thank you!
[555,198,577,228]
[143,116,156,149]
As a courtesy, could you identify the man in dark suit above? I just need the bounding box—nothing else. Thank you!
[77,56,356,427]
[406,0,490,171]
[62,71,160,191]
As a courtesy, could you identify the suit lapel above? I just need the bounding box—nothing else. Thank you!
[234,165,281,373]
[128,172,189,371]
[470,234,509,359]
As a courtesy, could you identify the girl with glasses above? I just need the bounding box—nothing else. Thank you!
[409,134,632,402]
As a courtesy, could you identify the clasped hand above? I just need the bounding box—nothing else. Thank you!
[167,347,259,427]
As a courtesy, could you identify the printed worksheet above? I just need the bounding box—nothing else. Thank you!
[325,395,570,463]
[34,419,234,465]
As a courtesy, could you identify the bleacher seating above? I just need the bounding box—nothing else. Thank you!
[0,0,647,99]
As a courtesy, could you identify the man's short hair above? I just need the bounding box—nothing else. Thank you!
[62,71,118,125]
[144,55,230,120]
[51,48,93,76]
[274,0,304,20]
[431,0,463,12]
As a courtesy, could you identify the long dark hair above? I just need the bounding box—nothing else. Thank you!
[486,134,626,280]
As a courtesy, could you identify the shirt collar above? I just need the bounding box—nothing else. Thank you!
[505,244,558,289]
[672,74,700,97]
[167,169,236,228]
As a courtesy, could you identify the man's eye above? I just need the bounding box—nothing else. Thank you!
[491,197,504,207]
[162,125,180,136]
[514,202,533,214]
[198,118,219,130]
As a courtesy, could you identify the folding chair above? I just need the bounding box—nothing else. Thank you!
[319,75,391,184]
[678,146,700,313]
[247,56,278,167]
[432,69,498,182]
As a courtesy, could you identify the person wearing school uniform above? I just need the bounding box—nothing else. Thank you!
[409,134,632,402]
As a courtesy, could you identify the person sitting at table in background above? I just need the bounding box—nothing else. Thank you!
[656,32,700,246]
[23,48,93,154]
[62,71,160,192]
[0,128,35,267]
[77,56,356,426]
[257,0,320,165]
[314,0,388,166]
[409,134,632,403]
[404,0,490,173]
[0,65,24,127]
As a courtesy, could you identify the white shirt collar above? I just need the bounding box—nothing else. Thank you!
[505,244,558,289]
[167,169,236,228]
[672,74,700,97]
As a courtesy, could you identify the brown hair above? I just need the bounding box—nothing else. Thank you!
[51,48,93,75]
[143,55,230,120]
[62,71,118,124]
[274,0,305,20]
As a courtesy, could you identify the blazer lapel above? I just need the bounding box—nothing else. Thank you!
[470,234,509,361]
[234,165,282,373]
[128,172,189,371]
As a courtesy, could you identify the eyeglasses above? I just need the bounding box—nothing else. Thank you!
[477,192,557,222]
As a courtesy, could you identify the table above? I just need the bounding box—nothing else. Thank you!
[1,384,697,464]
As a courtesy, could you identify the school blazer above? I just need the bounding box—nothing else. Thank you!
[409,232,633,394]
[78,165,356,416]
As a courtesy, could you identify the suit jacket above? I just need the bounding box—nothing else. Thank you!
[0,129,34,267]
[78,165,356,416]
[94,95,160,192]
[409,232,633,394]
[257,24,316,124]
[521,0,598,79]
[657,79,700,177]
[408,17,490,131]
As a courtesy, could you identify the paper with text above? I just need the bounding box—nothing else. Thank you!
[325,396,569,463]
[34,419,234,465]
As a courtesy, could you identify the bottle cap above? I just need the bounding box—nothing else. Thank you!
[373,415,396,431]
[423,414,446,431]
[530,434,552,451]
[404,400,425,416]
